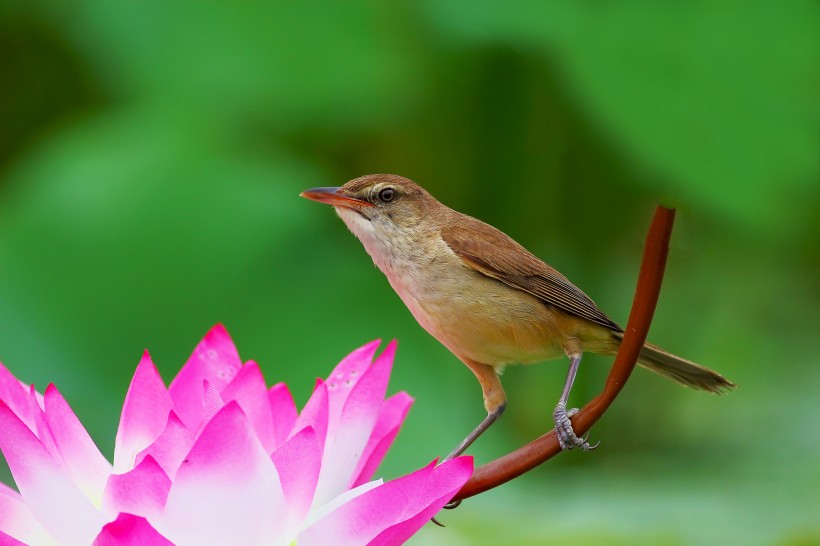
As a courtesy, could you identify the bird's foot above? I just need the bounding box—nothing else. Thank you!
[429,499,462,527]
[553,403,599,451]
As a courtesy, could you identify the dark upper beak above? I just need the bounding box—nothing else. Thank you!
[299,187,372,208]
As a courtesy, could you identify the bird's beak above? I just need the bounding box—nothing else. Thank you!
[299,187,372,208]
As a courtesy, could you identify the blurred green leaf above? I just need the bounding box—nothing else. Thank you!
[424,1,820,236]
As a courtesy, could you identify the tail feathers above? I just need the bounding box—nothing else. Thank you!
[612,333,735,394]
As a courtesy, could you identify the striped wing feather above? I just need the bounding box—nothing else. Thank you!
[441,216,622,332]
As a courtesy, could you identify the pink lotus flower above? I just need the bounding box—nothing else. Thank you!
[0,325,472,545]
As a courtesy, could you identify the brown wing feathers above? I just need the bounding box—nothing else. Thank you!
[441,215,622,332]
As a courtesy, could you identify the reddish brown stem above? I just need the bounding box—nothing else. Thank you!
[452,205,676,502]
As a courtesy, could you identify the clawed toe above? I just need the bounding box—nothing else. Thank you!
[430,499,461,527]
[553,403,598,452]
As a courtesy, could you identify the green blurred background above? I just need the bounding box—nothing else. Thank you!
[1,2,818,544]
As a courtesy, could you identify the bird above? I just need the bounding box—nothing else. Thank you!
[300,174,735,459]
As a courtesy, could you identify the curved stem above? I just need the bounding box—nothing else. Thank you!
[451,205,676,502]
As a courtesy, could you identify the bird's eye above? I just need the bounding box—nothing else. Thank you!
[378,187,396,203]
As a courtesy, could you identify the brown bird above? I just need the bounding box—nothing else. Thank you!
[301,174,734,459]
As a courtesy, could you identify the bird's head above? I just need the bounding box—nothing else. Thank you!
[300,174,441,247]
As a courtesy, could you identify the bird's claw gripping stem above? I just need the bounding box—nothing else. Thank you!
[553,402,599,451]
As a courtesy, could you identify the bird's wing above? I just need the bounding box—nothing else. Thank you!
[441,216,622,332]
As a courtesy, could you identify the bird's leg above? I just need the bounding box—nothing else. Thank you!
[444,359,506,461]
[553,352,598,451]
[445,402,506,461]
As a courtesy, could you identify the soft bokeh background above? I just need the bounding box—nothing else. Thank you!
[1,2,818,544]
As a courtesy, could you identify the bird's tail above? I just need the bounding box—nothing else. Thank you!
[611,332,735,394]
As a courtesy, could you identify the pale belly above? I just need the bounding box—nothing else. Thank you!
[389,262,605,367]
